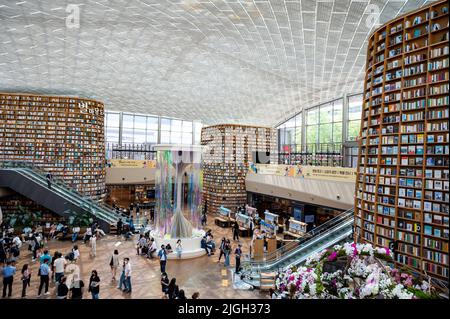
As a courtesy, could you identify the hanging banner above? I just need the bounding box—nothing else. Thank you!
[109,159,156,168]
[249,163,356,183]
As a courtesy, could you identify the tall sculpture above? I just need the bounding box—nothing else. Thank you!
[154,145,202,239]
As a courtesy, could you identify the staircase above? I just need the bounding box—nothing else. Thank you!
[0,161,125,231]
[240,209,354,289]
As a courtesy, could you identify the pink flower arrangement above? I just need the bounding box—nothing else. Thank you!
[328,251,338,261]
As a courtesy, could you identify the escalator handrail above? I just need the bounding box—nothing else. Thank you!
[250,218,354,272]
[242,212,354,272]
[3,167,117,224]
[251,209,354,264]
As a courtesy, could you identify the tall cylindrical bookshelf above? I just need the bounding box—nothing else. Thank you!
[0,93,106,198]
[201,124,277,215]
[354,0,449,280]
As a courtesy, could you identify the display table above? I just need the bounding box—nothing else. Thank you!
[284,218,307,239]
[215,216,231,228]
[238,226,250,237]
[215,206,232,228]
[236,213,252,237]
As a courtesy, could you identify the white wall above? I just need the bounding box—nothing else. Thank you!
[105,167,156,185]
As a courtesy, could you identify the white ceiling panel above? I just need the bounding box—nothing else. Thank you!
[0,0,432,126]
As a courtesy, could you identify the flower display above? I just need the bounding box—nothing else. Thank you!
[275,242,437,299]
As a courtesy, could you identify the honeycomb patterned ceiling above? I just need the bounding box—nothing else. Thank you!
[0,0,435,126]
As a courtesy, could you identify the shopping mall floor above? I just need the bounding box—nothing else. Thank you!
[7,219,264,299]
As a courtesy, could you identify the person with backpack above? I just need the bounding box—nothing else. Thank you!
[21,264,31,298]
[158,245,168,273]
[88,270,100,299]
[109,249,119,281]
[2,260,16,298]
[37,259,50,296]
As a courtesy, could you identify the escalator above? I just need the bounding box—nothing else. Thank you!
[240,209,354,288]
[0,161,124,231]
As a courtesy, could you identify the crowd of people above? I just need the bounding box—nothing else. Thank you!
[1,201,257,299]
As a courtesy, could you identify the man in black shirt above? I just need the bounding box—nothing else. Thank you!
[57,277,69,299]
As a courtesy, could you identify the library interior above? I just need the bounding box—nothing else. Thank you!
[0,0,449,301]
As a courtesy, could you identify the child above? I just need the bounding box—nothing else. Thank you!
[72,245,80,263]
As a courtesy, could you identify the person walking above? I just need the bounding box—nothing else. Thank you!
[90,234,97,257]
[71,226,80,243]
[116,218,123,236]
[218,237,226,262]
[201,212,207,226]
[56,276,69,299]
[38,259,50,296]
[160,272,169,298]
[224,240,231,267]
[83,227,92,244]
[123,258,132,293]
[176,239,182,259]
[233,220,240,241]
[88,270,100,299]
[46,172,53,189]
[158,245,168,273]
[21,264,31,298]
[2,260,16,298]
[235,244,242,274]
[53,252,66,284]
[117,259,126,290]
[110,249,119,281]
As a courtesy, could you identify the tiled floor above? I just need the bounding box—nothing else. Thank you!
[2,218,266,299]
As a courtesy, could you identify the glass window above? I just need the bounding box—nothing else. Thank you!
[285,127,295,145]
[106,127,119,144]
[319,104,333,124]
[147,117,159,130]
[306,125,318,145]
[146,130,158,144]
[306,108,318,125]
[161,118,171,131]
[160,131,170,143]
[333,122,343,143]
[182,121,192,133]
[348,95,363,120]
[171,119,182,132]
[106,112,120,128]
[285,117,295,128]
[171,131,182,144]
[134,115,147,130]
[348,120,361,141]
[133,129,146,144]
[182,133,192,145]
[319,123,332,144]
[122,128,134,143]
[194,122,202,144]
[122,114,134,128]
[333,100,343,122]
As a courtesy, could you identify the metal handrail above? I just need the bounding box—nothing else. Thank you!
[0,161,120,224]
[245,209,354,265]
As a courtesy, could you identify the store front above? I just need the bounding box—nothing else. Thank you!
[247,192,343,232]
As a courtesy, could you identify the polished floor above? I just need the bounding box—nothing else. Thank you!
[3,218,265,299]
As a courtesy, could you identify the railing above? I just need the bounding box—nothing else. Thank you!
[241,209,354,273]
[0,161,124,224]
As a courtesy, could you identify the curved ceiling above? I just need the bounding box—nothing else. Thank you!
[0,0,433,126]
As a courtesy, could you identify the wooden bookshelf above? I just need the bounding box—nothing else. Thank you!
[0,92,106,198]
[201,124,277,215]
[355,0,449,280]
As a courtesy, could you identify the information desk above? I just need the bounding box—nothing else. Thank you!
[284,218,307,239]
[215,206,232,228]
[236,213,251,237]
